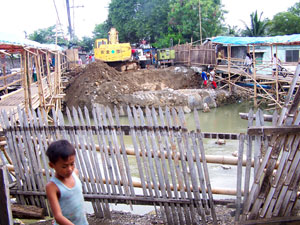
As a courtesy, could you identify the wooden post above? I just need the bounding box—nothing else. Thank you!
[0,165,13,225]
[23,51,29,111]
[35,51,45,109]
[253,45,257,107]
[2,64,8,95]
[227,45,231,92]
[275,46,279,102]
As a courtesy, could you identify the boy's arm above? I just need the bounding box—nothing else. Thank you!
[46,182,74,225]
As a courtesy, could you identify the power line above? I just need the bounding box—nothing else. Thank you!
[52,0,62,28]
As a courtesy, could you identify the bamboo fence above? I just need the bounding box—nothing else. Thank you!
[173,41,216,66]
[0,106,220,224]
[1,102,300,224]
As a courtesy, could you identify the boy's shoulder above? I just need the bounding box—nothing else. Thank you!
[46,180,59,194]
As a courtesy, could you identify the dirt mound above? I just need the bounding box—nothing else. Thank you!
[63,61,198,111]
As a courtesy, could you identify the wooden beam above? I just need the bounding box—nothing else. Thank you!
[248,125,300,135]
[0,166,13,225]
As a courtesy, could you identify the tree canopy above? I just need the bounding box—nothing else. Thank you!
[241,11,269,37]
[28,1,300,50]
[269,2,300,35]
[96,0,225,48]
[28,25,68,46]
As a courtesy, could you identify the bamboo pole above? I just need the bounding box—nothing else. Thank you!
[252,45,257,107]
[227,45,231,92]
[276,46,279,102]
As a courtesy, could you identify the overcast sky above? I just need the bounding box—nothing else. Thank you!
[1,0,299,40]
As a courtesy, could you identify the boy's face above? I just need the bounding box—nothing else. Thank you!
[49,155,76,179]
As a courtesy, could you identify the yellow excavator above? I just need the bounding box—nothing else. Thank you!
[94,28,137,71]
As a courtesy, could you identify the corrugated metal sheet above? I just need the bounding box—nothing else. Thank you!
[212,34,300,45]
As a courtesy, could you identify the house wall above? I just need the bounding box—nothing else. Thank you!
[254,45,300,63]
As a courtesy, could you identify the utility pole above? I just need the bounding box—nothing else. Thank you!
[66,0,73,41]
[198,0,202,44]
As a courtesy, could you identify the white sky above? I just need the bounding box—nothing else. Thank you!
[1,0,299,40]
[222,0,299,28]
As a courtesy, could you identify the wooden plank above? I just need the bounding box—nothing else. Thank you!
[243,109,253,206]
[235,134,245,222]
[172,108,195,224]
[151,106,179,224]
[72,107,103,216]
[106,107,131,200]
[0,165,13,225]
[166,107,191,224]
[77,107,105,218]
[140,107,169,223]
[114,106,135,196]
[84,107,110,218]
[100,106,123,195]
[178,108,206,223]
[0,111,26,205]
[193,109,217,224]
[158,106,184,225]
[248,126,300,136]
[126,106,148,196]
[92,107,112,196]
[133,107,155,201]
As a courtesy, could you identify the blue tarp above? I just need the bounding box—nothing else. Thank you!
[212,34,300,45]
[0,32,63,51]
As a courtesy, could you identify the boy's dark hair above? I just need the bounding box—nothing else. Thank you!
[46,140,76,164]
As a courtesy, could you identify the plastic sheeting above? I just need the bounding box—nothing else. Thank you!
[212,34,300,45]
[0,32,63,51]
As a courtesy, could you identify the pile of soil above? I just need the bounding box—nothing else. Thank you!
[63,61,198,111]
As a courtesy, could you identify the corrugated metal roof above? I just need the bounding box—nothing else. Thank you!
[212,34,300,45]
[0,32,63,51]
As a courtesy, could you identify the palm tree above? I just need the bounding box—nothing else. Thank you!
[242,11,269,37]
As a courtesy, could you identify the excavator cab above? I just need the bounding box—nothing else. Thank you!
[95,39,108,48]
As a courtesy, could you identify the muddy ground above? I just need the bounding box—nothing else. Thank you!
[28,205,235,225]
[63,61,198,111]
[63,61,247,112]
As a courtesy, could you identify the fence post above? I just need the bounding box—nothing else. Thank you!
[0,165,13,225]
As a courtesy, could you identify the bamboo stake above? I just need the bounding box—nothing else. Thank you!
[82,107,108,217]
[133,107,155,199]
[100,107,123,195]
[178,108,207,223]
[243,109,253,205]
[168,107,192,224]
[151,106,179,224]
[126,106,148,197]
[235,134,245,222]
[194,109,217,223]
[72,107,102,216]
[252,45,257,107]
[159,106,184,224]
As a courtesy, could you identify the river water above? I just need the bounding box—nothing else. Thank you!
[85,102,263,215]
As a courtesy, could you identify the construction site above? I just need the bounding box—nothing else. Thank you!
[1,31,300,225]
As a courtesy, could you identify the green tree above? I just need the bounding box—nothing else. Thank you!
[28,25,68,46]
[93,22,110,39]
[269,2,300,35]
[78,36,94,52]
[106,0,140,43]
[167,0,225,44]
[241,11,269,37]
[224,25,241,37]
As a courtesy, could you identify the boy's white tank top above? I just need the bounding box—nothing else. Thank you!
[50,172,88,225]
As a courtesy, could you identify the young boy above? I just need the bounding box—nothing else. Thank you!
[46,140,89,225]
